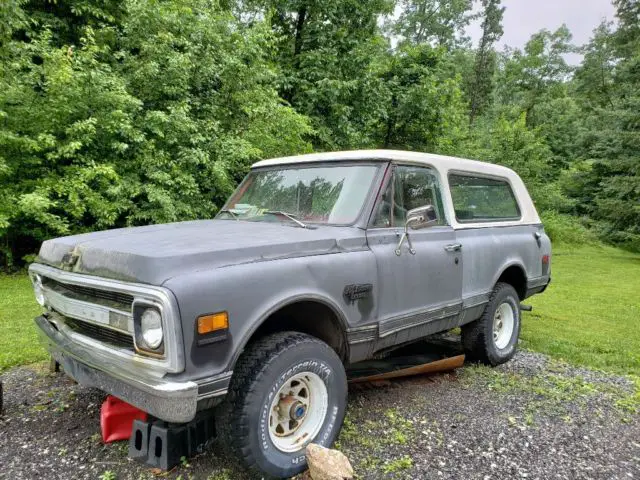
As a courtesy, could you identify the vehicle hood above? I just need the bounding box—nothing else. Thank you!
[36,220,367,285]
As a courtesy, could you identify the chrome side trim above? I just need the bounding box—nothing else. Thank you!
[348,337,377,345]
[196,371,233,400]
[196,371,233,387]
[462,291,490,309]
[527,276,549,289]
[197,388,229,400]
[346,324,378,345]
[29,263,185,374]
[378,301,462,338]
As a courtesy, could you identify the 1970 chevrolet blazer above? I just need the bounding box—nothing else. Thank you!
[30,150,551,478]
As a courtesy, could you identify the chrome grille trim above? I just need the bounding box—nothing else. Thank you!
[41,277,134,310]
[41,285,134,333]
[66,318,135,350]
[29,263,184,374]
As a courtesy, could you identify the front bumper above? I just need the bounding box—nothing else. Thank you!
[36,314,199,423]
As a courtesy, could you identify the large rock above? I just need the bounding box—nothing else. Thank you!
[306,443,354,480]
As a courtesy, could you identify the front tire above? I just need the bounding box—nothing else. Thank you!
[462,282,521,366]
[217,332,348,479]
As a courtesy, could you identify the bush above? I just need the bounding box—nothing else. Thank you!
[541,211,599,245]
[594,225,640,253]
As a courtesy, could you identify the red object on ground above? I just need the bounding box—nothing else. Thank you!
[100,395,148,443]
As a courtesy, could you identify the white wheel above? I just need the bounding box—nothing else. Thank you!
[219,332,347,478]
[268,371,328,453]
[493,301,515,350]
[462,283,521,366]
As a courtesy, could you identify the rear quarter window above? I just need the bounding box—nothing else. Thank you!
[448,173,521,222]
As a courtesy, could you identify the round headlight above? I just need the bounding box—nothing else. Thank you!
[32,274,45,307]
[140,308,163,350]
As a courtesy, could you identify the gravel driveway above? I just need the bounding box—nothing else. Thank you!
[0,347,638,480]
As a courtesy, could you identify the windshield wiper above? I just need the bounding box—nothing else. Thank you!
[263,210,308,228]
[218,208,239,220]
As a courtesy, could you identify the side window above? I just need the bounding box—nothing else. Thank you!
[372,165,445,227]
[449,174,521,222]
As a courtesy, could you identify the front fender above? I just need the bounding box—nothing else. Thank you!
[229,291,350,369]
[163,250,378,381]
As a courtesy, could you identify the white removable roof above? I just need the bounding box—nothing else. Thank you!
[251,149,541,228]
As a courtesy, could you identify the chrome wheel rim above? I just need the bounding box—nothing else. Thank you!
[493,302,515,350]
[268,371,328,453]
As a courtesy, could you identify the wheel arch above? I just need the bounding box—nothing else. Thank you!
[231,294,350,369]
[494,262,528,300]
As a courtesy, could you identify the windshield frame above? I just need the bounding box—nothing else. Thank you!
[217,160,388,228]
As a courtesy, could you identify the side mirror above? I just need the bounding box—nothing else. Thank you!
[395,205,438,256]
[406,205,438,230]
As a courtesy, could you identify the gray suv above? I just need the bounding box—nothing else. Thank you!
[30,150,551,478]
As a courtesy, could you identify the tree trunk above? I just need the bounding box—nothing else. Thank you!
[293,6,307,59]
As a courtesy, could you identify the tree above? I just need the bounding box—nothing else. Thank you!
[239,0,393,150]
[468,0,504,124]
[0,0,313,267]
[613,0,640,58]
[459,114,568,212]
[376,44,468,152]
[561,0,640,250]
[590,0,640,248]
[496,26,574,126]
[393,0,476,48]
[574,21,617,110]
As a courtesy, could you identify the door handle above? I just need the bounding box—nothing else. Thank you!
[444,243,462,252]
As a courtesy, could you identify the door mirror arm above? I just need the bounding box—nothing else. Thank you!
[395,230,415,256]
[395,205,438,256]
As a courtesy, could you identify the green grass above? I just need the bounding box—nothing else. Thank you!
[0,274,47,371]
[523,245,640,377]
[1,244,639,377]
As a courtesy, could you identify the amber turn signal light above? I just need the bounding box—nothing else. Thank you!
[197,312,229,334]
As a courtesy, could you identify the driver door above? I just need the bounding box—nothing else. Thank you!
[366,164,463,344]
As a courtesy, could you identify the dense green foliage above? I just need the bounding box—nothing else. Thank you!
[0,0,639,266]
[0,0,312,266]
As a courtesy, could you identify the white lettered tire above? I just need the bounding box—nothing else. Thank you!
[462,282,521,366]
[217,332,348,479]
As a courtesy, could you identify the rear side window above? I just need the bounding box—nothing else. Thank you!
[449,174,521,222]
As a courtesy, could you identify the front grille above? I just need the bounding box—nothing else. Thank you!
[66,318,135,350]
[42,277,134,311]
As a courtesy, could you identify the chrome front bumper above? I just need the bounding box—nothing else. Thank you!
[36,315,199,423]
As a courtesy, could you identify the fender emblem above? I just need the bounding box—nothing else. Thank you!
[343,284,373,303]
[61,252,79,269]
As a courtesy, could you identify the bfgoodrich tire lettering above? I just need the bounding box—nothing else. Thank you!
[462,282,521,366]
[217,332,348,479]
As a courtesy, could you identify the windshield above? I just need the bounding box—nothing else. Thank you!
[218,164,380,225]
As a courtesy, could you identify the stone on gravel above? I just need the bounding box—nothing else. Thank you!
[306,443,354,480]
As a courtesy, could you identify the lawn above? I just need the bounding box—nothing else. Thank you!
[523,244,640,377]
[1,244,639,376]
[0,274,48,371]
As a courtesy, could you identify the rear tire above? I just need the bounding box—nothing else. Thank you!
[462,282,521,366]
[216,332,348,479]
